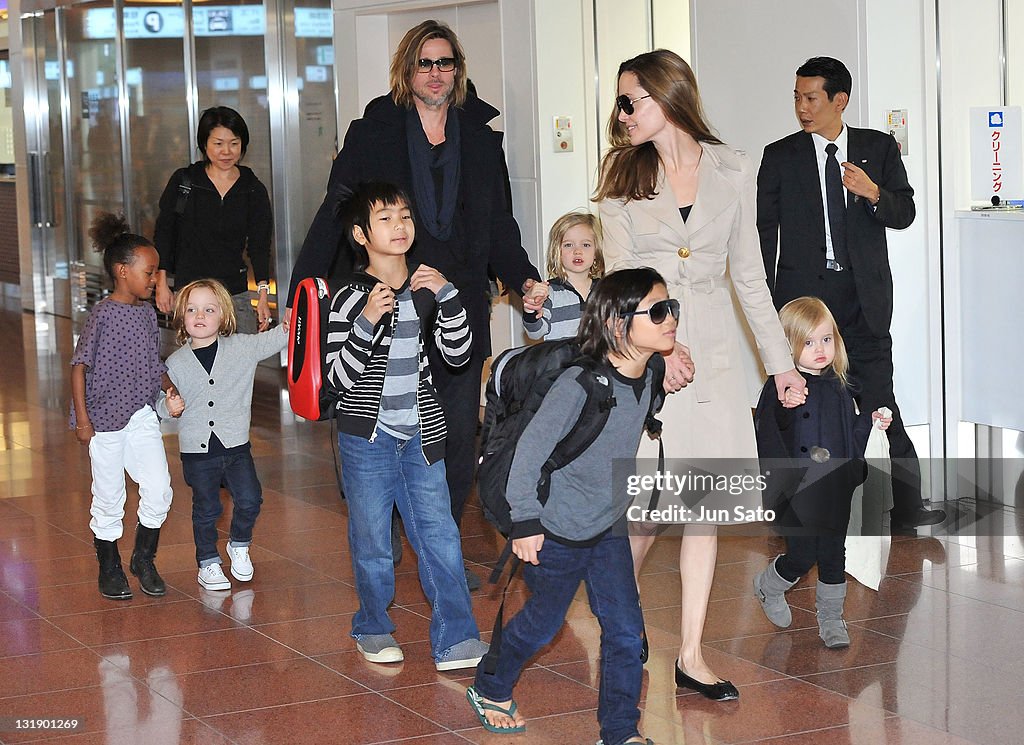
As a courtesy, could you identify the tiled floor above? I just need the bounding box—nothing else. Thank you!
[1,304,1022,744]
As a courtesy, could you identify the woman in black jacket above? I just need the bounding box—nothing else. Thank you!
[154,107,273,333]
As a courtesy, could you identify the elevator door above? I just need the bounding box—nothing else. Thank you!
[18,0,338,321]
[64,1,125,314]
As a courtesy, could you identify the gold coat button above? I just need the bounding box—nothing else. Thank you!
[677,246,691,259]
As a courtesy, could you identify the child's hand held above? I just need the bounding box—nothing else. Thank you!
[165,388,185,418]
[775,369,808,408]
[664,343,695,392]
[522,280,549,314]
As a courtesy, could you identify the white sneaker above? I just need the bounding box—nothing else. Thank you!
[198,563,231,591]
[354,634,404,664]
[227,544,254,582]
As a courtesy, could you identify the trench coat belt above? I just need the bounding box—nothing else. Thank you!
[675,275,730,404]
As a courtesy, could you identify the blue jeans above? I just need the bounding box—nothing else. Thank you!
[182,448,263,567]
[474,533,643,745]
[338,430,479,658]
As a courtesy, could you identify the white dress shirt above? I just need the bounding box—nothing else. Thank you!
[811,127,848,264]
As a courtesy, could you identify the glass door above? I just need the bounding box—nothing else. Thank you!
[16,0,339,324]
[269,0,336,303]
[122,1,192,240]
[21,10,71,317]
[63,0,125,307]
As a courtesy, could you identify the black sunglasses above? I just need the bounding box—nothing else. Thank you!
[622,299,680,325]
[615,93,651,115]
[417,57,456,73]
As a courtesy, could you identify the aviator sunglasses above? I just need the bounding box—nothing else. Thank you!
[417,57,456,73]
[615,93,652,115]
[622,298,680,325]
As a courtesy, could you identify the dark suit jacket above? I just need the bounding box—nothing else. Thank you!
[756,127,915,337]
[286,94,540,356]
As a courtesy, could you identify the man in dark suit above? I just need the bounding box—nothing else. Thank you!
[757,56,944,531]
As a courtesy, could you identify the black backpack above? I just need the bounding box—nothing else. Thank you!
[477,339,665,538]
[476,338,666,674]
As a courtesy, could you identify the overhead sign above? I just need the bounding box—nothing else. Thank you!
[971,106,1022,202]
[82,6,332,39]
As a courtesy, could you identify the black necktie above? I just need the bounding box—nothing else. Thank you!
[824,143,849,268]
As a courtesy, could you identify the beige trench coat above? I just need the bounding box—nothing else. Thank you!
[600,143,793,519]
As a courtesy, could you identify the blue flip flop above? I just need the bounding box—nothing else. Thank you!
[466,686,526,734]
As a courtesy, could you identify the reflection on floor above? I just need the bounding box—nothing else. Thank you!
[1,304,1022,744]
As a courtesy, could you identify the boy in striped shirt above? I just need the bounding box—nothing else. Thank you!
[325,181,487,671]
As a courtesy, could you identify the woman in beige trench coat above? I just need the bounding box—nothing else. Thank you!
[596,49,806,699]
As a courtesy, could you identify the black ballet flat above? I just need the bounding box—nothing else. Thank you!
[674,662,739,701]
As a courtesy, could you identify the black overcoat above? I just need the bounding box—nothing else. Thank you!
[287,94,540,356]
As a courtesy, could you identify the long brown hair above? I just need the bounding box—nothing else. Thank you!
[594,49,722,203]
[389,20,468,109]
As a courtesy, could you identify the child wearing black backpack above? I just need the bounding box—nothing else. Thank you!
[467,267,676,745]
[324,181,487,672]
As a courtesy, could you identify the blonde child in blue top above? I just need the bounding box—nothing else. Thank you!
[70,213,183,601]
[523,211,604,341]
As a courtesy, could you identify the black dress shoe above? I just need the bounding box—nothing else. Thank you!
[891,507,946,530]
[675,662,738,701]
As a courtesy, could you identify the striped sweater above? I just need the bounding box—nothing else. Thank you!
[523,277,598,341]
[325,271,472,464]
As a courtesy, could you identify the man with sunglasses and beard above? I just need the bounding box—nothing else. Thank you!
[288,20,547,592]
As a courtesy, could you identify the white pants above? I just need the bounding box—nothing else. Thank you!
[88,405,173,541]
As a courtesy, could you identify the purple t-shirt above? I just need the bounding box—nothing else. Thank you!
[69,299,167,432]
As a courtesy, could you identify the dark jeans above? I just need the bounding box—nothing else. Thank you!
[429,348,485,525]
[474,533,643,745]
[338,430,479,658]
[777,534,846,585]
[182,448,263,567]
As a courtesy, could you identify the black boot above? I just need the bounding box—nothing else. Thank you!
[129,524,166,596]
[94,538,132,600]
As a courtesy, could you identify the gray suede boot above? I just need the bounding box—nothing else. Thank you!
[815,580,850,648]
[753,556,798,627]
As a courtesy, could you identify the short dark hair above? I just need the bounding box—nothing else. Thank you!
[577,267,668,363]
[337,182,414,271]
[795,57,852,101]
[196,106,250,163]
[88,212,154,282]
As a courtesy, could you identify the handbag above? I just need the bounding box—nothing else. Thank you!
[845,407,894,590]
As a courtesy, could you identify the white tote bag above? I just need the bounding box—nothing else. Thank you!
[845,408,894,591]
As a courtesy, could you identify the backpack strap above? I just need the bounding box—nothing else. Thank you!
[482,364,614,676]
[174,170,192,216]
[644,353,667,512]
[534,366,615,505]
[411,286,438,356]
